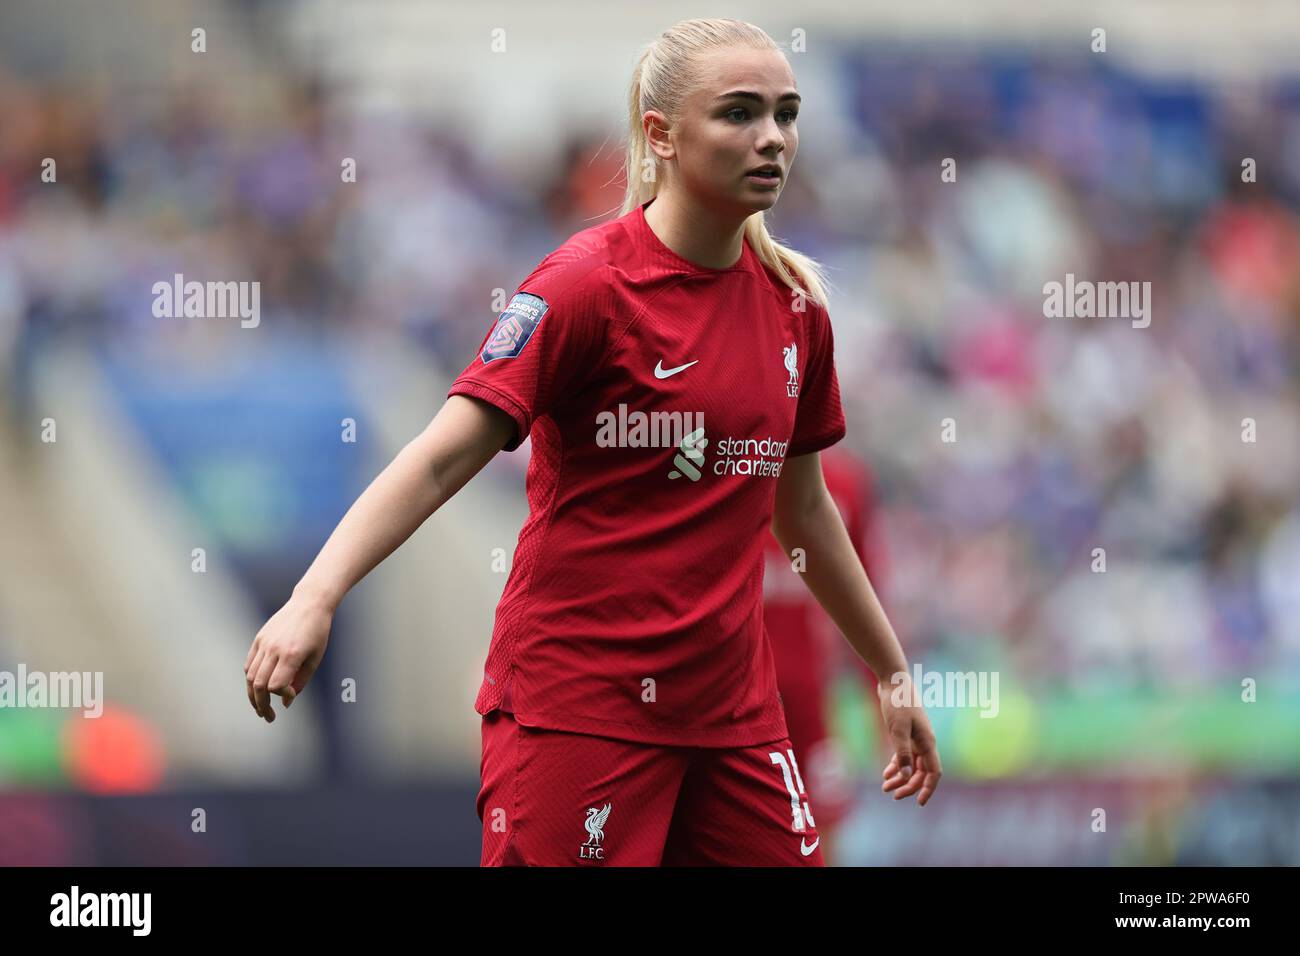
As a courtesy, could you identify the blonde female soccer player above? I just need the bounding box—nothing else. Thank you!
[244,17,941,866]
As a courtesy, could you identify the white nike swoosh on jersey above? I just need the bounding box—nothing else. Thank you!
[654,359,699,379]
[800,837,820,857]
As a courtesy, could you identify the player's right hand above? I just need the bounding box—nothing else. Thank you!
[244,592,332,723]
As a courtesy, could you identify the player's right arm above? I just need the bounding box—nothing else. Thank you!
[243,394,516,723]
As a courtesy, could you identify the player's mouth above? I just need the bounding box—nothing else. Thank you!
[744,164,782,187]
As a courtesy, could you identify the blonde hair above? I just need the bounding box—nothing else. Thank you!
[621,18,833,309]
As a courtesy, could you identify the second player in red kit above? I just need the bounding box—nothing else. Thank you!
[764,447,887,862]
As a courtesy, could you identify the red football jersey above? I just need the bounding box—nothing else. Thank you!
[447,197,846,747]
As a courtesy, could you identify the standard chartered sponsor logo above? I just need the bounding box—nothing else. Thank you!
[668,427,708,480]
[593,405,787,480]
[713,436,788,477]
[665,425,788,481]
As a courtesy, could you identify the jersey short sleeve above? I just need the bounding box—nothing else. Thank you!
[448,252,606,452]
[787,302,847,457]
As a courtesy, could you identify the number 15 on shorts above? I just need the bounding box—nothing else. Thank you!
[770,748,815,832]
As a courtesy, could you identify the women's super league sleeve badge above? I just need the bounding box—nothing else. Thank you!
[481,291,549,363]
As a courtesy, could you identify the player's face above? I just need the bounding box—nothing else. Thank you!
[674,47,800,216]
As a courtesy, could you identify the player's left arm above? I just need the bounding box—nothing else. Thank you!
[771,451,942,805]
[771,452,901,680]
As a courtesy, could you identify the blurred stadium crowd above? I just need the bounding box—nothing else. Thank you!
[4,46,1298,696]
[1,1,1298,863]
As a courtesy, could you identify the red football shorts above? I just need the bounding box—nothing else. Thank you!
[477,709,825,866]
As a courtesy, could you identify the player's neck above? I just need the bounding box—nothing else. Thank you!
[643,191,746,270]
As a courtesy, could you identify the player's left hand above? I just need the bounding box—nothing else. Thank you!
[877,680,942,806]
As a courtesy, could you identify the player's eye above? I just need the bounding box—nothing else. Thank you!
[725,107,798,123]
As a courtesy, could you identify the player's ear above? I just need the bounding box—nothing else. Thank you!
[644,110,674,161]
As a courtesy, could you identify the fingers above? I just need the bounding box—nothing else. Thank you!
[881,743,944,804]
[885,716,914,781]
[246,639,312,721]
[889,757,926,800]
[882,756,914,794]
[267,655,301,710]
[252,650,279,722]
[246,620,321,721]
[895,755,940,805]
[246,645,266,717]
[881,715,915,793]
[916,767,941,807]
[882,753,944,804]
[881,754,905,792]
[894,746,913,780]
[289,653,321,702]
[916,742,944,807]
